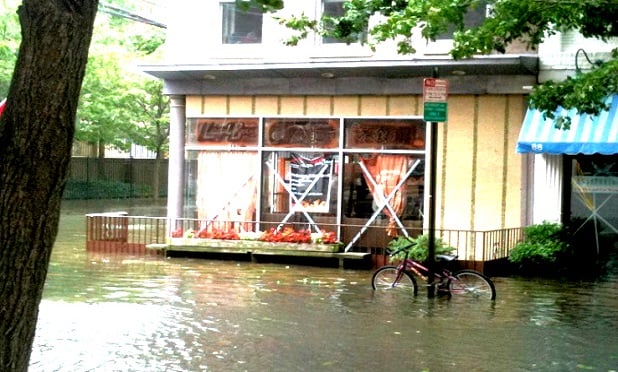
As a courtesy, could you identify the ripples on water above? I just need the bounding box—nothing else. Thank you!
[30,206,618,371]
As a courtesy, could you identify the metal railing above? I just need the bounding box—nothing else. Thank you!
[86,213,167,255]
[85,214,524,264]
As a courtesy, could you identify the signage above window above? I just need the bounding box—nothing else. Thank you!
[345,119,426,150]
[264,119,339,148]
[190,118,259,146]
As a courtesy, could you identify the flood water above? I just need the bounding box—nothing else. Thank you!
[30,200,618,371]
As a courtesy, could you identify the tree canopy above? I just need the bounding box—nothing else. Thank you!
[0,0,169,157]
[76,3,168,157]
[253,0,618,129]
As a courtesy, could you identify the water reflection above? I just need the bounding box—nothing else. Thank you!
[31,202,618,371]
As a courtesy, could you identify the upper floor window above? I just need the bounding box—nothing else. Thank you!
[322,0,367,44]
[221,2,263,44]
[436,1,487,40]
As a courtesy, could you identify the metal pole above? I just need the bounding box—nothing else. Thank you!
[427,67,439,298]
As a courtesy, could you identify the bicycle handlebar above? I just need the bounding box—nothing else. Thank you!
[387,243,415,256]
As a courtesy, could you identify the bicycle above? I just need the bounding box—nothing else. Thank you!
[371,241,496,300]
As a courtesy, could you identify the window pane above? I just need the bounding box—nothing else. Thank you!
[342,154,424,221]
[261,152,338,215]
[221,3,262,44]
[436,1,487,40]
[344,119,426,150]
[264,119,339,148]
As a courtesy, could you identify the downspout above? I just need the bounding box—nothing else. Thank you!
[167,95,186,231]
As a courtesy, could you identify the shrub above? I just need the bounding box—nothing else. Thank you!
[63,179,153,199]
[509,221,569,268]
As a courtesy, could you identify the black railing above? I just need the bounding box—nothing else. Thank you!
[85,214,524,266]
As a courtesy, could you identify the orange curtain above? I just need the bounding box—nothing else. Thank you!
[196,151,258,233]
[360,155,409,236]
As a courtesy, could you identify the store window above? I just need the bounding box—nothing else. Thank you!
[322,0,367,44]
[262,151,338,217]
[342,154,424,234]
[221,2,263,44]
[570,154,618,239]
[185,116,426,245]
[195,151,259,233]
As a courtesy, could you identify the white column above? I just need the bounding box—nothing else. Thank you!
[532,154,563,224]
[167,95,186,228]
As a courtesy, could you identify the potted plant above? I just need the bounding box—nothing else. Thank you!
[388,234,455,262]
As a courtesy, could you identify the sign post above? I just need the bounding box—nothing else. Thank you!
[423,74,448,298]
[423,78,448,122]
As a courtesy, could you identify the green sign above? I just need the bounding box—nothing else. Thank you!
[424,102,448,122]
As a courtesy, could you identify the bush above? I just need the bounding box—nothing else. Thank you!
[509,221,570,271]
[388,234,455,262]
[63,179,153,199]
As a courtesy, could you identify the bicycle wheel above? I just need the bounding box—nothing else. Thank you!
[448,270,496,300]
[371,266,418,295]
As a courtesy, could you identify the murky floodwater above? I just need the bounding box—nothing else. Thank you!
[30,200,618,371]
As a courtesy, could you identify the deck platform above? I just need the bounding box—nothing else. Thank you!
[146,241,372,269]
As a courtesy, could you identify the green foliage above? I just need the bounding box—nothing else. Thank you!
[0,0,20,98]
[75,8,169,156]
[530,57,618,129]
[63,179,153,199]
[509,222,569,266]
[258,0,618,125]
[388,234,455,263]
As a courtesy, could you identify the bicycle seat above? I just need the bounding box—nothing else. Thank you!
[435,254,458,262]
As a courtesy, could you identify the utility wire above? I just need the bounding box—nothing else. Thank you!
[99,2,167,29]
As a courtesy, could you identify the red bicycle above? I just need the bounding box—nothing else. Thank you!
[371,242,496,300]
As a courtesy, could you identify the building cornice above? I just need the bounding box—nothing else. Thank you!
[141,55,538,96]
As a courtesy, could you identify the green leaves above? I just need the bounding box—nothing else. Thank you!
[388,234,455,263]
[76,6,169,157]
[509,222,568,265]
[530,56,618,129]
[265,0,617,126]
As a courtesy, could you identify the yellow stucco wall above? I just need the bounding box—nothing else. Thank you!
[186,94,525,231]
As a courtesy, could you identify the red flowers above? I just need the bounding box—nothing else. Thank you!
[169,226,340,245]
[258,227,311,244]
[196,228,240,240]
[171,227,183,238]
[318,230,338,244]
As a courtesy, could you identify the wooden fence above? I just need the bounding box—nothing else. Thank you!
[70,157,168,196]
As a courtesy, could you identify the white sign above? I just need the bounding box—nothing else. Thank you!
[423,78,448,102]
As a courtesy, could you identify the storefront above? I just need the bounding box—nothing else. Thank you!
[145,57,536,259]
[517,94,618,252]
[183,116,426,251]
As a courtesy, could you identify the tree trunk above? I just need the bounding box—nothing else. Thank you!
[0,1,98,371]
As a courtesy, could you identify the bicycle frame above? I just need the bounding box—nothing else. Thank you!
[398,257,452,286]
[373,244,496,300]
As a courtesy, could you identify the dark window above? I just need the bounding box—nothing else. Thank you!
[436,1,487,40]
[221,2,262,44]
[322,0,367,44]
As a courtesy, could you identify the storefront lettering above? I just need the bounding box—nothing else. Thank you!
[266,120,337,147]
[196,120,258,144]
[348,122,425,149]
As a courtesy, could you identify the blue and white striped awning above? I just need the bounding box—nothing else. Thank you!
[517,95,618,155]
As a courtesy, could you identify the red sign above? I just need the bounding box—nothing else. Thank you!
[423,78,448,102]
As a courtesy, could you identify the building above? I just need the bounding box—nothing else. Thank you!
[516,30,618,253]
[141,0,540,261]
